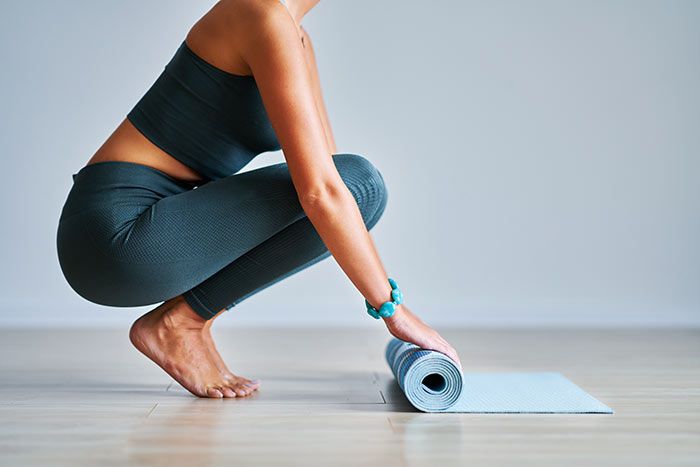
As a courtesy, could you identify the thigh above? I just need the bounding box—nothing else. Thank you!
[71,152,385,306]
[135,152,386,271]
[114,161,305,290]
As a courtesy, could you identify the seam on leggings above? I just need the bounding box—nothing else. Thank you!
[79,212,221,267]
[61,202,153,223]
[241,251,265,267]
[183,289,217,319]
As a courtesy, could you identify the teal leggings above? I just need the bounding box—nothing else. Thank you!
[56,153,388,319]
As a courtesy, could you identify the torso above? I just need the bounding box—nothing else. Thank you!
[85,0,303,185]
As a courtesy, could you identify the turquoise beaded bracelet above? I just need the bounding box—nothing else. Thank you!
[365,277,404,319]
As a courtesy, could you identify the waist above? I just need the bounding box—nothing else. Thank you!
[88,118,208,185]
[60,160,194,222]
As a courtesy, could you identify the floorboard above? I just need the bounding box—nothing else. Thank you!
[1,328,698,466]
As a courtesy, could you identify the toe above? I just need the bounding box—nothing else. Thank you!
[244,383,259,392]
[220,386,237,398]
[206,386,224,398]
[242,383,258,396]
[244,381,260,392]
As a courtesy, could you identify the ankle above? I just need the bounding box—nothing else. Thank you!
[161,296,208,330]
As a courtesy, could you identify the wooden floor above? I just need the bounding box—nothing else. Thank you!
[0,327,698,466]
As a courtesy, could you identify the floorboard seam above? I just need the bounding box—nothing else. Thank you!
[146,403,158,418]
[387,416,398,434]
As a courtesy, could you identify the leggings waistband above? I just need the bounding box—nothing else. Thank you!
[60,161,195,221]
[71,161,195,189]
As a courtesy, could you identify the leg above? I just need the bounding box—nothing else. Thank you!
[179,153,387,386]
[188,162,387,387]
[127,153,388,398]
[182,155,389,318]
[77,154,385,309]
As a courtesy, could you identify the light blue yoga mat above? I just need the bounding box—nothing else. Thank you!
[385,338,613,414]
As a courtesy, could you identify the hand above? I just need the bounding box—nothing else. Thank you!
[383,304,463,372]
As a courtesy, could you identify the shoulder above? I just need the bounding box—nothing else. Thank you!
[193,0,299,73]
[224,0,301,65]
[216,0,293,35]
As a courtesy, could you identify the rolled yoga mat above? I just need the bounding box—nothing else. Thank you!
[385,338,613,414]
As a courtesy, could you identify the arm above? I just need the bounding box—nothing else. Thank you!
[239,2,462,369]
[238,2,396,314]
[299,26,337,154]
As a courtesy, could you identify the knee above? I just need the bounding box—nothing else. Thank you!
[332,153,388,227]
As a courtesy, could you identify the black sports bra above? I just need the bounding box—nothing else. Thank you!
[126,39,282,182]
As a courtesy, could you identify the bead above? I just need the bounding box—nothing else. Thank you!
[391,288,403,304]
[379,301,396,318]
[365,299,380,319]
[364,277,402,320]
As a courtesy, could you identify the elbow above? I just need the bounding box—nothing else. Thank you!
[299,182,348,212]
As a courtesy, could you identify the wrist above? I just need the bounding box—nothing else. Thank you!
[364,277,403,320]
[382,303,406,327]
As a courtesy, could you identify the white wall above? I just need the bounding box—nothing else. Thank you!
[1,0,698,328]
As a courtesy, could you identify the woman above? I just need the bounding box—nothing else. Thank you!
[56,0,462,399]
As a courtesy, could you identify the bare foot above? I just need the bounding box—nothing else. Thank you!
[383,304,463,371]
[129,296,259,398]
[201,313,261,396]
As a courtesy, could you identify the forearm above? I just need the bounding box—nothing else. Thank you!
[306,187,461,367]
[302,186,400,319]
